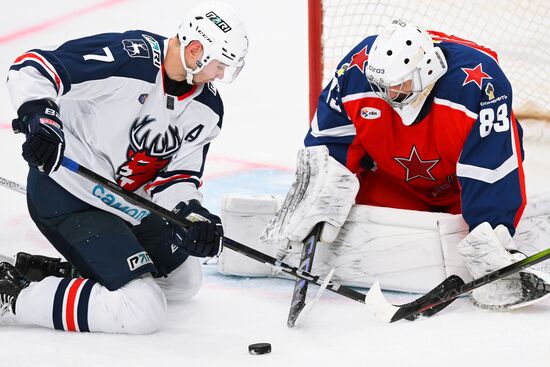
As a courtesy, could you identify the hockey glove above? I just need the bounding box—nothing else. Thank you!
[173,200,224,258]
[12,99,65,175]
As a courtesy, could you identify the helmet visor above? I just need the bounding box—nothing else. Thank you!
[197,58,245,84]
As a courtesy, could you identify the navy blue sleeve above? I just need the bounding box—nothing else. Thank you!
[10,30,165,95]
[304,38,377,166]
[456,60,526,235]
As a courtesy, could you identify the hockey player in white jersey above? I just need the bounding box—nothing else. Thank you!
[0,2,248,334]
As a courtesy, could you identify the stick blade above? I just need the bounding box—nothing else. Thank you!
[364,281,400,323]
[293,269,335,327]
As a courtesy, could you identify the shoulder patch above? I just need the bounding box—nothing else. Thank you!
[142,34,161,68]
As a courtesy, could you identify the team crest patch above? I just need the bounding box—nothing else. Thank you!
[485,83,495,100]
[122,39,150,58]
[138,94,149,104]
[360,107,381,120]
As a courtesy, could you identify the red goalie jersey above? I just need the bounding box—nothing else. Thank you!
[305,31,526,235]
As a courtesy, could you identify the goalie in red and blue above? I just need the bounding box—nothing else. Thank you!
[297,19,550,310]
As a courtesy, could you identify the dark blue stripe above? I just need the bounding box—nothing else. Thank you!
[149,177,201,197]
[52,278,71,330]
[157,169,201,179]
[10,61,59,94]
[76,280,95,332]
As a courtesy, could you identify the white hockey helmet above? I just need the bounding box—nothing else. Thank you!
[177,2,249,84]
[365,19,447,108]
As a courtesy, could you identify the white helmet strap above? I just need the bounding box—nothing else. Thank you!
[179,43,203,85]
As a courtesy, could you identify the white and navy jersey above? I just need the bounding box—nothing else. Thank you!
[7,30,223,224]
[305,31,526,234]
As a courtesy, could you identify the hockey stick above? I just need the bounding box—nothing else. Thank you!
[59,157,371,303]
[365,247,550,323]
[0,175,27,194]
[287,222,323,328]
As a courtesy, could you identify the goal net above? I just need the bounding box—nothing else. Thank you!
[309,0,550,132]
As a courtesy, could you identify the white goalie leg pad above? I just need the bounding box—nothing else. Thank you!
[218,194,282,277]
[513,191,550,273]
[456,222,523,307]
[274,204,459,293]
[260,146,359,245]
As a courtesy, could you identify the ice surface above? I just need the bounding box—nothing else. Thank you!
[0,1,549,366]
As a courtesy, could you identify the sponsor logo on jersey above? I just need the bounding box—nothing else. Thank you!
[116,115,183,191]
[480,94,507,106]
[206,11,232,33]
[122,39,150,58]
[485,82,495,100]
[360,107,381,119]
[92,184,150,220]
[171,244,179,254]
[142,34,161,68]
[138,93,149,104]
[127,251,152,271]
[461,63,491,89]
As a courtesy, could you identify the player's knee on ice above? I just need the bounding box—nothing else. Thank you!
[88,276,167,334]
[155,257,203,302]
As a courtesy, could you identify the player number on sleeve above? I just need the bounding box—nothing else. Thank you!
[479,103,510,138]
[83,47,115,62]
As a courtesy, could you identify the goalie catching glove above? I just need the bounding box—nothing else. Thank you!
[457,222,550,310]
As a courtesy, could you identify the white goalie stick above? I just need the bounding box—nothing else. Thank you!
[365,248,550,322]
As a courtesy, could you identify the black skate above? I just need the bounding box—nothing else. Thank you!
[14,252,78,281]
[0,262,30,319]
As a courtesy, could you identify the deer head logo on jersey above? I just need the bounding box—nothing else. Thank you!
[117,115,183,191]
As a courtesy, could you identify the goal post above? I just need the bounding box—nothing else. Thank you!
[308,0,550,124]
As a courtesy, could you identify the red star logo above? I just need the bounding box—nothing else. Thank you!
[461,63,492,89]
[349,47,369,74]
[394,145,440,182]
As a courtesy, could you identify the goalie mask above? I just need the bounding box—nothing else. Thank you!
[365,19,447,110]
[178,2,249,84]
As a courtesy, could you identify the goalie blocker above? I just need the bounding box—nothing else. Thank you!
[218,147,550,293]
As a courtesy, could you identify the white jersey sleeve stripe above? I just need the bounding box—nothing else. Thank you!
[433,97,478,120]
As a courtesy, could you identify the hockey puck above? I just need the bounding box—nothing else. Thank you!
[248,342,272,355]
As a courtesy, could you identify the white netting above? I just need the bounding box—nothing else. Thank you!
[320,0,550,121]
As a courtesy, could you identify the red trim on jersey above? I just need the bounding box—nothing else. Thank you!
[177,85,197,101]
[161,65,198,101]
[144,173,202,193]
[65,278,85,332]
[14,52,62,91]
[428,30,499,63]
[511,112,526,227]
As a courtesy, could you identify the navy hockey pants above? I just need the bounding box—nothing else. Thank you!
[25,167,189,291]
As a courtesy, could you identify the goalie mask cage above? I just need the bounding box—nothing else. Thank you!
[308,0,550,126]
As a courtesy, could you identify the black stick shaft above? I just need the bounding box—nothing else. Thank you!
[61,157,369,303]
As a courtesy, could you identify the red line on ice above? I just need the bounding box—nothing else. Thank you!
[0,0,128,45]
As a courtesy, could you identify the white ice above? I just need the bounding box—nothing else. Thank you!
[0,1,549,366]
